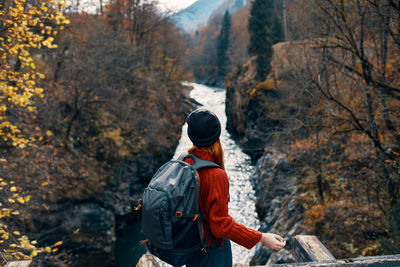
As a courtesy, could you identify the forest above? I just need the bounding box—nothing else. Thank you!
[0,0,192,265]
[1,0,400,266]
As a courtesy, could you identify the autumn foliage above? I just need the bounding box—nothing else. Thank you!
[0,0,70,262]
[222,0,400,261]
[1,0,192,265]
[241,0,400,259]
[0,0,69,148]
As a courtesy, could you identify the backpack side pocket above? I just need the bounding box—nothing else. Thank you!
[142,187,172,250]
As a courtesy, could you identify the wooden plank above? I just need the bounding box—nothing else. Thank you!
[5,261,32,267]
[292,235,336,263]
[267,254,400,266]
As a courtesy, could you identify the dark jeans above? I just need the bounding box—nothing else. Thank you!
[185,239,232,267]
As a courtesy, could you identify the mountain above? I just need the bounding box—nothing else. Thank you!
[171,0,250,33]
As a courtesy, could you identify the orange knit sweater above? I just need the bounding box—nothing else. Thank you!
[184,148,262,249]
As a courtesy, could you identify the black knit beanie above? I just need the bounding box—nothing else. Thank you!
[187,108,221,148]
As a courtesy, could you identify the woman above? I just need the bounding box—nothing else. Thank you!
[183,108,286,267]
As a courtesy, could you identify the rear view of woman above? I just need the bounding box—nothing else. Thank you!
[183,108,286,267]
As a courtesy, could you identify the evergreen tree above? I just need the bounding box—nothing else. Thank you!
[216,10,231,82]
[248,0,283,80]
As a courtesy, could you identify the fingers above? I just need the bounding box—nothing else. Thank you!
[271,239,285,250]
[276,240,286,250]
[260,233,286,250]
[269,234,286,250]
[273,234,284,242]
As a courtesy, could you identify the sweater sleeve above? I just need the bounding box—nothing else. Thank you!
[201,168,262,249]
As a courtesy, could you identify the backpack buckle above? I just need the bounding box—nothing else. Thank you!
[175,211,183,218]
[193,214,200,221]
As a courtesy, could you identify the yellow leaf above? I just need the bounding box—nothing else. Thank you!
[41,182,49,186]
[2,232,9,240]
[30,250,38,257]
[54,241,63,247]
[45,246,51,253]
[8,199,15,204]
[46,130,53,136]
[16,197,25,204]
[10,186,17,192]
[51,247,58,253]
[13,231,21,236]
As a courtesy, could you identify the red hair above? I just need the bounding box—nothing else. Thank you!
[188,139,225,170]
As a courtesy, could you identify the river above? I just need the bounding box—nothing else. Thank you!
[116,83,260,266]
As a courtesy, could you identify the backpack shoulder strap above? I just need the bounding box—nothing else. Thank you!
[177,153,221,170]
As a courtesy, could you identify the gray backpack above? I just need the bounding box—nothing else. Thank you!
[141,153,220,266]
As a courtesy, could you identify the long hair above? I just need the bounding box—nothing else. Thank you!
[188,139,225,170]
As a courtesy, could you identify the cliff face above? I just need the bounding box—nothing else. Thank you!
[225,41,312,264]
[225,58,282,160]
[250,150,302,265]
[226,41,312,159]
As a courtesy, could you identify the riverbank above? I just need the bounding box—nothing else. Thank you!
[225,40,400,264]
[0,80,192,266]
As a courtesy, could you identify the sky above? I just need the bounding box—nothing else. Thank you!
[157,0,197,12]
[66,0,198,14]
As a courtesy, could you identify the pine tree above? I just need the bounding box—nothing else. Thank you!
[217,10,231,83]
[248,0,283,80]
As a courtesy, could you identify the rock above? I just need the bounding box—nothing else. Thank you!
[136,254,160,267]
[30,203,116,267]
[249,149,302,265]
[225,60,282,161]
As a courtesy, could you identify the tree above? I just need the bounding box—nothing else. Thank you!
[0,0,69,148]
[273,0,400,257]
[189,15,221,85]
[216,10,231,82]
[229,5,250,69]
[0,0,69,261]
[248,0,283,80]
